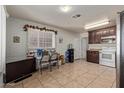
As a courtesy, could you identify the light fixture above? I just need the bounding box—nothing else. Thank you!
[60,5,72,12]
[84,19,110,30]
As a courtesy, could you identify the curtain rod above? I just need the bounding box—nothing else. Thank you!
[23,24,58,34]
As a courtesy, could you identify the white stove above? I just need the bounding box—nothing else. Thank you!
[99,47,116,67]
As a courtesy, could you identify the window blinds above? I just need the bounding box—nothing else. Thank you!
[28,28,55,49]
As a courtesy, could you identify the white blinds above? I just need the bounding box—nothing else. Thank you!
[44,32,54,48]
[28,29,39,49]
[28,29,55,49]
[39,31,45,48]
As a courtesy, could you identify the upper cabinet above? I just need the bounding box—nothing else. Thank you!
[88,26,116,44]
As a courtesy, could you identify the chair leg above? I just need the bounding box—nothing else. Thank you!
[57,61,59,69]
[39,62,41,74]
[50,63,52,72]
[47,64,49,69]
[41,64,42,74]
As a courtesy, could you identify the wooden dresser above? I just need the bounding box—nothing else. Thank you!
[6,58,36,83]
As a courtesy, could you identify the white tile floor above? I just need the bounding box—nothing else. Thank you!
[5,60,116,88]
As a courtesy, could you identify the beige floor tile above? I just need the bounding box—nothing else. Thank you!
[87,83,110,88]
[5,81,23,88]
[23,79,43,88]
[75,76,96,87]
[112,81,116,88]
[39,75,54,84]
[66,73,81,80]
[22,75,38,85]
[14,84,23,88]
[82,73,98,79]
[87,78,113,88]
[56,76,73,85]
[63,80,85,88]
[88,70,104,75]
[42,79,62,88]
[99,74,116,82]
[51,72,67,80]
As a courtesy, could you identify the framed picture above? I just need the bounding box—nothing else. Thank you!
[13,36,20,43]
[59,38,63,43]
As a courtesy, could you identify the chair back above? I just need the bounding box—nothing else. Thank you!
[50,53,58,61]
[41,53,50,63]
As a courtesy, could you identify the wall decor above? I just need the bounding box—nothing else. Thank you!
[59,38,63,43]
[13,36,20,43]
[23,24,58,34]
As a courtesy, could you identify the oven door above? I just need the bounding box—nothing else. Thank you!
[100,51,115,67]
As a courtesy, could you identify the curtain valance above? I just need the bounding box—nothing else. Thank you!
[23,24,57,34]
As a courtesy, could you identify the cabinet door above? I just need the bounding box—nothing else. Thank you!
[89,32,94,44]
[105,28,110,36]
[109,26,116,35]
[102,28,108,37]
[89,31,101,44]
[87,51,99,63]
[88,32,92,44]
[94,31,97,44]
[95,31,101,44]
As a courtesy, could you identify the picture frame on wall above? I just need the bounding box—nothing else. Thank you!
[59,38,63,44]
[13,36,20,43]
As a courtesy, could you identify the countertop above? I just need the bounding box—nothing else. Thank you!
[87,49,102,51]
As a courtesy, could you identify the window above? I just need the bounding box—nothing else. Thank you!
[28,29,55,49]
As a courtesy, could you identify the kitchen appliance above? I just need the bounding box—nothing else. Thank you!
[101,36,116,44]
[65,49,74,63]
[99,47,116,67]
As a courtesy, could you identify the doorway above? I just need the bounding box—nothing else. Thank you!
[81,37,88,59]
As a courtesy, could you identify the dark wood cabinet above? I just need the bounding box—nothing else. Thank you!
[89,31,94,44]
[109,26,116,36]
[87,50,99,64]
[6,58,36,83]
[88,26,116,44]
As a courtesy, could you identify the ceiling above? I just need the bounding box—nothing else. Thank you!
[6,5,124,33]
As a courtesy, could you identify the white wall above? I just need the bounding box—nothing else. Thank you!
[80,32,88,38]
[0,5,6,87]
[6,17,78,63]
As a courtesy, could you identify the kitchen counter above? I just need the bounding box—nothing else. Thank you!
[88,49,102,51]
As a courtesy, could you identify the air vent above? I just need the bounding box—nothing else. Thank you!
[72,14,81,18]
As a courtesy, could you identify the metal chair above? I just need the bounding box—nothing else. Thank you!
[49,53,59,72]
[40,53,50,74]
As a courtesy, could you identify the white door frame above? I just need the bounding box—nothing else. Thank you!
[81,37,88,59]
[0,5,6,87]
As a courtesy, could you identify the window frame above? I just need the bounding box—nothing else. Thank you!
[28,29,56,50]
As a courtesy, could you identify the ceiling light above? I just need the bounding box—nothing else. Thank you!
[84,19,110,29]
[60,5,72,12]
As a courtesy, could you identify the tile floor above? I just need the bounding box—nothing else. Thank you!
[5,60,116,88]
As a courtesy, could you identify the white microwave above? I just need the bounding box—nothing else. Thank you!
[101,36,116,44]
